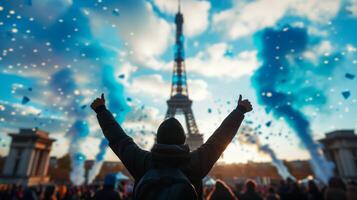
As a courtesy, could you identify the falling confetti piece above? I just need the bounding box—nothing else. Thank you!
[245,120,253,124]
[208,108,212,113]
[112,8,120,16]
[345,73,355,80]
[118,74,125,79]
[126,97,132,102]
[342,91,351,99]
[81,105,87,109]
[21,96,30,104]
[265,121,272,127]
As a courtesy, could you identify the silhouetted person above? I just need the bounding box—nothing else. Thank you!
[206,179,238,200]
[307,180,323,200]
[266,187,280,200]
[278,180,289,200]
[43,185,57,200]
[93,174,121,200]
[91,94,252,199]
[239,180,263,200]
[23,187,38,200]
[346,181,357,200]
[287,181,306,200]
[324,177,347,200]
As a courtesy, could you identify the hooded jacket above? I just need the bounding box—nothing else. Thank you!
[95,106,245,199]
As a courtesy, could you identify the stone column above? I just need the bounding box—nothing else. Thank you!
[17,148,34,176]
[25,149,36,176]
[339,148,356,178]
[333,149,344,176]
[2,148,18,175]
[31,150,40,176]
[38,150,50,176]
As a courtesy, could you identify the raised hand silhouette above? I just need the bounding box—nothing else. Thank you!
[91,93,105,110]
[237,94,253,113]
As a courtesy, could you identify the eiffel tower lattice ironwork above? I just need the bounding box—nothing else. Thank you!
[165,3,203,150]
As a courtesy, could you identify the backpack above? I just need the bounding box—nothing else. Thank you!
[134,168,198,200]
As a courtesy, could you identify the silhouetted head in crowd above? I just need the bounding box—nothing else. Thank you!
[286,177,294,185]
[156,117,186,145]
[308,180,319,193]
[245,179,257,192]
[328,177,346,191]
[268,187,276,194]
[207,180,237,200]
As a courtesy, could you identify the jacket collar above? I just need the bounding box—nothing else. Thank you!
[151,143,190,167]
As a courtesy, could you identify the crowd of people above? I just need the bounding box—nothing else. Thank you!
[0,176,356,200]
[204,177,357,200]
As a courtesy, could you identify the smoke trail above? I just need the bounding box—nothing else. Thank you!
[87,65,130,183]
[260,144,295,181]
[251,26,338,184]
[68,120,89,185]
[240,131,295,180]
[50,68,89,185]
[87,138,108,184]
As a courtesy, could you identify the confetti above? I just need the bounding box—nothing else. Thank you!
[21,96,30,104]
[265,121,272,127]
[112,8,120,16]
[342,91,351,99]
[345,73,355,80]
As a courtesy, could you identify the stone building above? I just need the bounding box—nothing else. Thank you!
[0,128,55,185]
[319,129,357,181]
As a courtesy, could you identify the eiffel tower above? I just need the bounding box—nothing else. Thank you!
[165,2,203,150]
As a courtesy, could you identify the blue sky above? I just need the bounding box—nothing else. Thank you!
[0,0,356,164]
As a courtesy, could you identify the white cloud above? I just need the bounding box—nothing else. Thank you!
[303,40,333,64]
[129,74,169,100]
[153,0,211,37]
[127,74,211,102]
[291,0,341,22]
[316,40,333,55]
[188,79,211,101]
[186,43,259,78]
[213,0,341,40]
[88,1,172,70]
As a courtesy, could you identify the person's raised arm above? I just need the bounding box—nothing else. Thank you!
[91,94,149,179]
[189,95,252,178]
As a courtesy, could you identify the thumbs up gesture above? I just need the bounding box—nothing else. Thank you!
[91,93,106,111]
[237,94,253,113]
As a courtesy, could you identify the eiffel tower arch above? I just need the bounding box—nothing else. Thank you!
[164,3,203,151]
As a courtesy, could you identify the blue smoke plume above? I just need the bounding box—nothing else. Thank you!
[240,131,295,180]
[87,138,109,183]
[260,144,295,180]
[67,120,89,185]
[251,26,338,184]
[88,65,130,183]
[50,68,89,185]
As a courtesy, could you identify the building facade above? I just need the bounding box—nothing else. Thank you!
[319,129,357,181]
[1,128,55,186]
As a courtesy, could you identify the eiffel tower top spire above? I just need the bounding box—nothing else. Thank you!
[170,0,188,98]
[178,0,181,13]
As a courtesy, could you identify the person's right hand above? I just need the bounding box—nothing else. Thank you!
[237,94,253,113]
[91,93,106,111]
